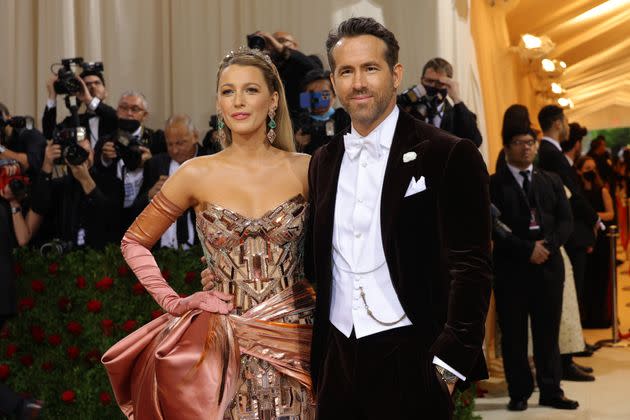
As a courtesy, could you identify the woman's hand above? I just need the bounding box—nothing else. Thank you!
[173,290,234,315]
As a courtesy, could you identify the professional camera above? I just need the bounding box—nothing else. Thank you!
[81,61,104,73]
[53,57,85,95]
[246,33,267,50]
[113,130,144,171]
[295,91,335,137]
[0,159,30,201]
[40,239,74,257]
[0,116,34,131]
[397,84,443,121]
[52,126,89,166]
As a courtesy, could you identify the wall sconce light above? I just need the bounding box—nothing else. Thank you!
[515,33,555,59]
[551,82,564,94]
[557,97,574,109]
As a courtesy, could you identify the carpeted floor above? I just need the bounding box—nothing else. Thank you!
[475,245,630,420]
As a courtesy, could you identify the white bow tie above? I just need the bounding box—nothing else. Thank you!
[343,132,381,160]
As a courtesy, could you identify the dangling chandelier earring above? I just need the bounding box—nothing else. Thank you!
[216,113,226,143]
[267,109,277,144]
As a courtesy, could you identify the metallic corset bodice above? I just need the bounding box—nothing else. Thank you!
[196,194,308,314]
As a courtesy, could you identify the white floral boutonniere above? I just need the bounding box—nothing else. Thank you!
[402,151,417,163]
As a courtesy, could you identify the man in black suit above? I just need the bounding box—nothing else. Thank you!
[307,18,491,419]
[42,70,117,147]
[491,113,579,411]
[130,114,209,247]
[399,57,483,148]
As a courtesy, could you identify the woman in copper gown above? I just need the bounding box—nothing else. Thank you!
[102,48,315,419]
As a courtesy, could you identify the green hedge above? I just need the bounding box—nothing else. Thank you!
[0,245,480,419]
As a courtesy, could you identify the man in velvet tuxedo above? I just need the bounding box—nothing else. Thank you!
[306,17,492,419]
[491,116,579,411]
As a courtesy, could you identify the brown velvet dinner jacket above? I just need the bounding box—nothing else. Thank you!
[305,108,493,393]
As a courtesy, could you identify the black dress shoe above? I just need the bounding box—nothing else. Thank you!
[539,395,579,410]
[508,399,528,411]
[573,361,593,373]
[573,348,594,357]
[585,342,601,352]
[563,362,596,381]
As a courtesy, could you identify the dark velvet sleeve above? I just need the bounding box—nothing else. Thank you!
[42,105,57,140]
[428,139,492,378]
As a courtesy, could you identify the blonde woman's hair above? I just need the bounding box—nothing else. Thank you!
[215,48,295,152]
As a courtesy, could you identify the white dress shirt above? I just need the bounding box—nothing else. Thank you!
[46,98,100,149]
[160,159,194,249]
[542,136,562,152]
[506,163,533,189]
[330,105,466,381]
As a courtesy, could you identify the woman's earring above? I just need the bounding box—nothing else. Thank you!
[267,109,277,144]
[217,114,226,143]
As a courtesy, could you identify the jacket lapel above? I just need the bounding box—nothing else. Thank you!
[380,111,428,247]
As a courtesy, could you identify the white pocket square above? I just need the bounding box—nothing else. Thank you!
[404,176,426,197]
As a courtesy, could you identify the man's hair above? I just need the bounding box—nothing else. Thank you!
[422,58,453,78]
[537,105,564,132]
[79,70,106,86]
[119,90,149,113]
[0,102,10,119]
[165,113,197,136]
[501,104,534,145]
[300,69,333,93]
[326,17,399,71]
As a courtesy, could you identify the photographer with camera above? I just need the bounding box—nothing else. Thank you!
[42,58,117,148]
[0,103,46,177]
[246,31,319,116]
[95,91,167,233]
[200,115,224,154]
[294,69,350,155]
[0,160,45,418]
[130,114,209,248]
[28,127,123,250]
[397,57,482,147]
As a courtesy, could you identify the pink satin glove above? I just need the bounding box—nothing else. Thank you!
[171,290,234,316]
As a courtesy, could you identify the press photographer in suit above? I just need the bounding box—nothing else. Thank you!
[130,114,207,248]
[397,57,482,147]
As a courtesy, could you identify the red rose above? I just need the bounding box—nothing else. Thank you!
[95,276,113,291]
[151,309,164,320]
[101,319,114,336]
[122,320,137,333]
[117,265,129,277]
[18,297,35,311]
[67,346,80,360]
[48,334,62,346]
[30,325,45,343]
[31,279,45,293]
[67,321,83,336]
[61,390,75,403]
[48,262,59,275]
[13,263,23,276]
[75,276,87,289]
[57,297,71,312]
[0,364,9,381]
[132,282,146,295]
[20,354,34,367]
[85,348,101,364]
[6,343,17,357]
[99,391,112,405]
[87,299,102,313]
[161,269,171,281]
[41,361,54,372]
[184,271,197,284]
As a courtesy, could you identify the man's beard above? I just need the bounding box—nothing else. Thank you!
[341,85,394,129]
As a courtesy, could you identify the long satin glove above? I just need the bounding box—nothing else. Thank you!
[121,191,233,316]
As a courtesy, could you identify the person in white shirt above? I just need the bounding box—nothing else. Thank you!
[306,17,492,419]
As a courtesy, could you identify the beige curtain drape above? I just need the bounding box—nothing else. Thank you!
[1,0,487,149]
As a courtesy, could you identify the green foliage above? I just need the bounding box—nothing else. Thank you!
[1,244,479,419]
[0,244,203,419]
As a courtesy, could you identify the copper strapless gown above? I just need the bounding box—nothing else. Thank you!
[102,195,315,419]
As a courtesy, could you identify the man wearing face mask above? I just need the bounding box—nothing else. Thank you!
[398,57,482,147]
[42,68,118,148]
[95,91,167,234]
[294,69,351,155]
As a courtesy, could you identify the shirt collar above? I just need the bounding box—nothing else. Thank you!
[542,136,562,152]
[349,105,399,151]
[506,162,533,182]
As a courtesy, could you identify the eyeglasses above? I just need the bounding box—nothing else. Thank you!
[510,139,537,147]
[118,104,145,114]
